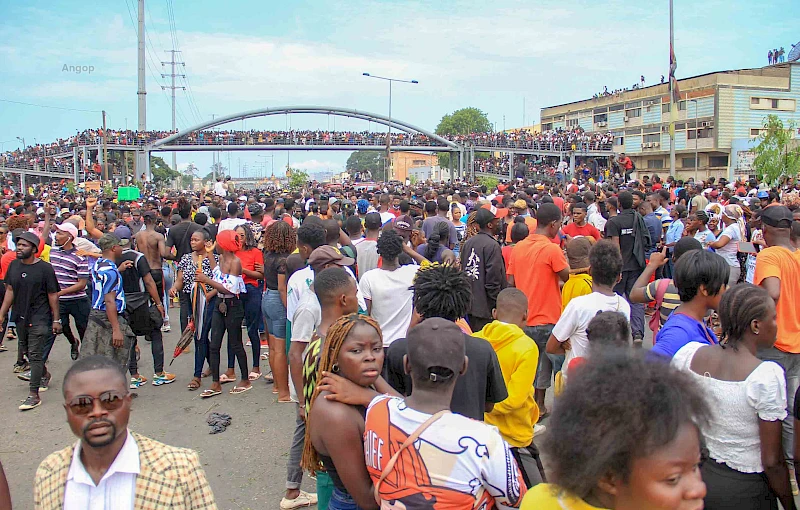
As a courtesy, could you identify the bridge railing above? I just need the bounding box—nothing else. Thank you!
[1,158,75,176]
[464,140,613,152]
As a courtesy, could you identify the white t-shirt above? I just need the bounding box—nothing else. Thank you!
[552,291,631,372]
[217,217,248,233]
[213,181,227,197]
[359,265,419,347]
[716,223,742,267]
[287,264,366,322]
[379,211,395,226]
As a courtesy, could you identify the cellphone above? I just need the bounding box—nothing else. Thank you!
[738,242,757,254]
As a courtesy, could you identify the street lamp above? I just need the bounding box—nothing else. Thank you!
[363,73,418,180]
[16,136,25,150]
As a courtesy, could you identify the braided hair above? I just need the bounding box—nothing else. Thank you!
[235,223,257,249]
[376,228,404,261]
[264,220,296,254]
[410,264,472,321]
[460,211,479,253]
[424,221,449,262]
[300,313,383,474]
[718,283,773,350]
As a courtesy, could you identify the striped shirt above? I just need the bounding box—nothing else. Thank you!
[654,206,672,238]
[91,258,126,312]
[49,247,90,300]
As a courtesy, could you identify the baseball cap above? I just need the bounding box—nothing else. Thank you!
[406,318,465,383]
[114,225,132,246]
[55,222,79,240]
[757,190,770,199]
[97,233,123,251]
[394,215,414,232]
[761,205,793,228]
[308,245,355,271]
[480,203,509,219]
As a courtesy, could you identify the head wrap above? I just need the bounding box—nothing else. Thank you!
[216,229,241,252]
[722,204,746,241]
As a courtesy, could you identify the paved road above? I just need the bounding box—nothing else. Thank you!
[0,319,310,510]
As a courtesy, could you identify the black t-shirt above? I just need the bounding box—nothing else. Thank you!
[263,251,288,291]
[384,332,508,421]
[605,209,639,272]
[119,250,152,308]
[167,221,202,263]
[5,259,59,326]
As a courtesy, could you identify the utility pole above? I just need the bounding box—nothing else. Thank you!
[102,110,109,182]
[137,0,146,131]
[210,114,217,181]
[668,0,676,177]
[161,49,186,176]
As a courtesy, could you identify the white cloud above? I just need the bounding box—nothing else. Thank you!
[291,159,345,173]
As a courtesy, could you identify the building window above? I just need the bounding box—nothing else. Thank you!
[625,108,641,118]
[594,114,607,123]
[412,160,427,166]
[751,97,760,105]
[614,136,624,145]
[609,104,624,112]
[751,128,764,137]
[681,157,698,168]
[566,119,579,128]
[750,97,796,111]
[687,128,713,140]
[662,103,671,113]
[678,101,687,111]
[709,156,729,167]
[643,133,660,143]
[647,159,664,169]
[542,123,553,131]
[772,99,779,109]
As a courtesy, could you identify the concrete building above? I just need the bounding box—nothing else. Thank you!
[389,151,438,181]
[540,63,800,181]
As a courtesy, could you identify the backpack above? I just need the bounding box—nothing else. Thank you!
[648,278,671,336]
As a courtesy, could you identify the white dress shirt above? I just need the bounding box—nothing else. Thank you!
[64,431,140,510]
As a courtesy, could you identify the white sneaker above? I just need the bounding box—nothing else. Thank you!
[161,324,171,333]
[280,491,318,509]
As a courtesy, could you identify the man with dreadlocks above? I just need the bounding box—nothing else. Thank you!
[383,264,507,421]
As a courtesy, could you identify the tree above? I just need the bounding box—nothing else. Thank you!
[434,107,492,169]
[180,174,194,189]
[346,151,385,181]
[288,167,309,190]
[150,156,180,188]
[202,162,228,183]
[752,115,800,186]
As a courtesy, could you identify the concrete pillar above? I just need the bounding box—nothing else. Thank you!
[73,146,80,182]
[20,172,26,194]
[509,152,514,180]
[569,153,576,174]
[136,150,151,183]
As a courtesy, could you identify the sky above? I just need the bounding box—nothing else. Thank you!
[1,0,798,179]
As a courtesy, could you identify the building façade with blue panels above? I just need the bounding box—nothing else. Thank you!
[539,62,800,182]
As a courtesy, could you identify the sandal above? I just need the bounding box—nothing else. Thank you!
[248,371,261,381]
[277,396,297,403]
[260,352,269,360]
[200,389,221,399]
[187,377,201,391]
[219,374,236,384]
[263,372,274,383]
[230,385,252,395]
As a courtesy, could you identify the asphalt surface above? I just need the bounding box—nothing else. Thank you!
[0,315,308,510]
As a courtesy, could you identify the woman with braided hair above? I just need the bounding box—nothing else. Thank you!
[671,283,792,510]
[261,219,295,400]
[416,220,457,266]
[301,313,383,510]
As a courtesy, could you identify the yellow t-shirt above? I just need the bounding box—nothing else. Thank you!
[561,273,593,311]
[521,484,608,510]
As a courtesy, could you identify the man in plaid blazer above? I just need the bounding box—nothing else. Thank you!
[33,355,216,510]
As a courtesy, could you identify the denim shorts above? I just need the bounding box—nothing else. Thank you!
[261,288,287,338]
[328,488,362,510]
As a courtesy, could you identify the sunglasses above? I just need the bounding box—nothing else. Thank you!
[67,390,128,415]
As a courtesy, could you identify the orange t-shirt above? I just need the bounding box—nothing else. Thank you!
[235,248,263,287]
[754,246,800,353]
[505,216,537,243]
[507,234,569,326]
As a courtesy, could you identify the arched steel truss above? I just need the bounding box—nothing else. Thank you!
[150,106,460,151]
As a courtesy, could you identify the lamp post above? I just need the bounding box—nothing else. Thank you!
[362,73,418,180]
[689,99,698,183]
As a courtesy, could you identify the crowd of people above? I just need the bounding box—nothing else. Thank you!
[1,168,800,509]
[450,127,614,151]
[769,47,787,65]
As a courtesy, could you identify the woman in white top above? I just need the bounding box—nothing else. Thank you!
[709,204,746,286]
[671,283,792,510]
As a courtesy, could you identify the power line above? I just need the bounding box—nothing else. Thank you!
[0,99,102,113]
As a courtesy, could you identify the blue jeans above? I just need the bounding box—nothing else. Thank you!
[328,488,363,510]
[757,347,800,464]
[243,283,263,368]
[524,324,563,390]
[262,288,287,338]
[162,262,174,324]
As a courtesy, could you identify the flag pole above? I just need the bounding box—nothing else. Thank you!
[669,0,676,177]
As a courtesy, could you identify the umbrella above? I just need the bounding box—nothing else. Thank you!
[169,318,195,366]
[168,282,208,365]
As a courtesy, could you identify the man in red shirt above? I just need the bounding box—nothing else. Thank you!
[562,201,601,241]
[618,153,633,179]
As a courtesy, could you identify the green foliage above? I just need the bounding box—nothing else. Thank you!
[66,181,75,194]
[150,156,180,188]
[478,176,499,191]
[409,175,418,185]
[434,107,492,169]
[346,151,385,181]
[288,168,310,190]
[752,115,800,186]
[181,174,194,189]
